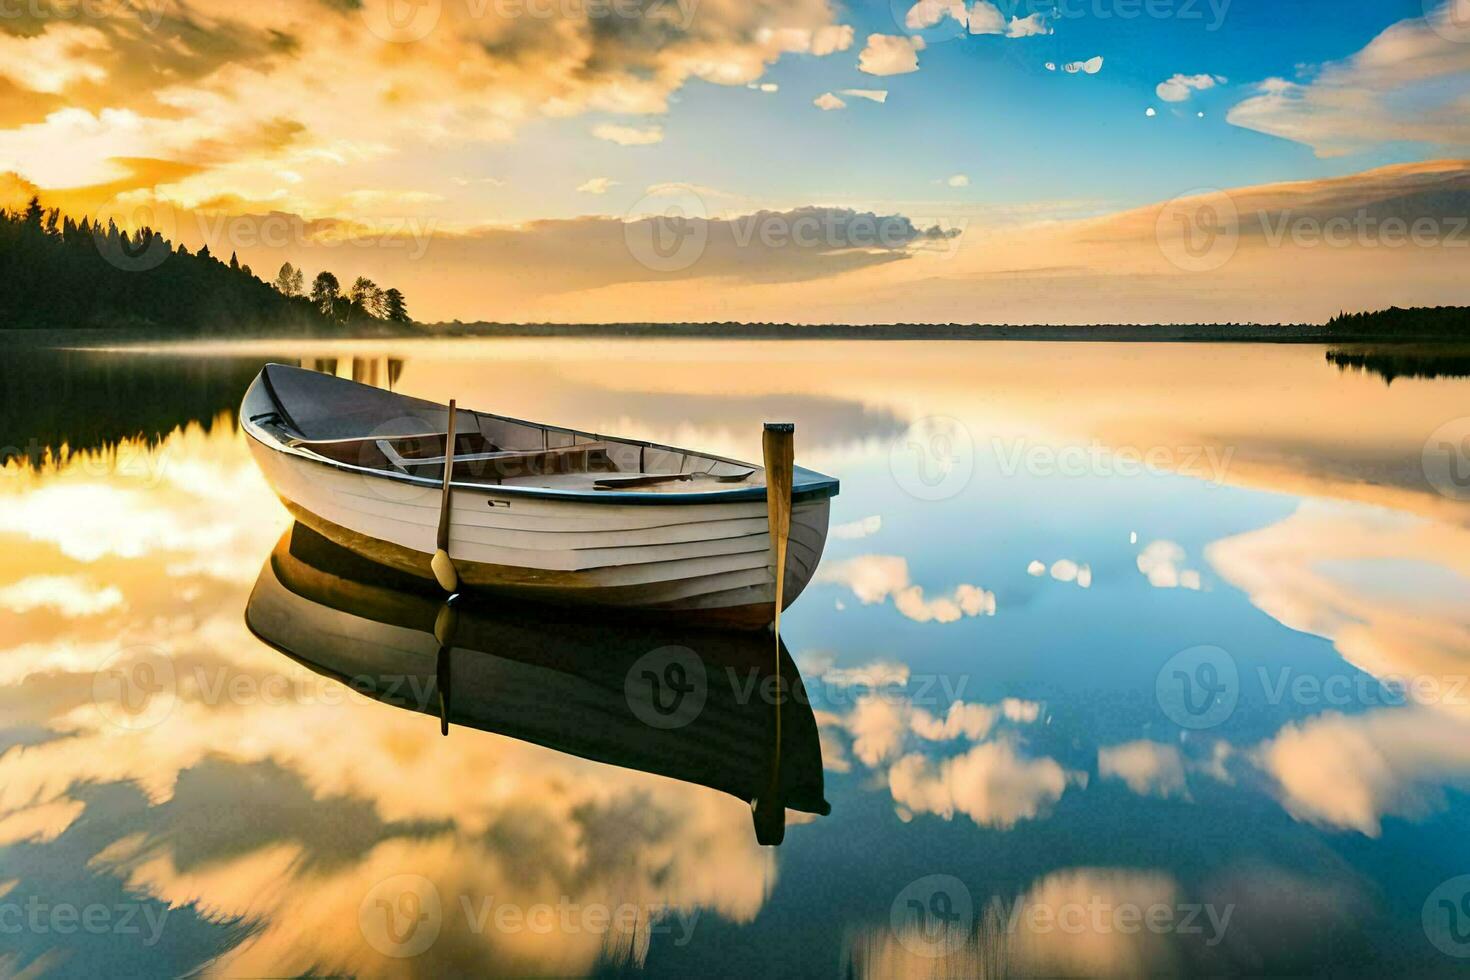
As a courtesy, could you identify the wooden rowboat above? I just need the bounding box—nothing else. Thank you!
[241,364,839,628]
[245,523,831,844]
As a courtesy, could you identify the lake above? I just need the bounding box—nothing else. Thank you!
[2,339,1469,978]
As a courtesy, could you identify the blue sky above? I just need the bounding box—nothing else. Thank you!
[450,0,1440,221]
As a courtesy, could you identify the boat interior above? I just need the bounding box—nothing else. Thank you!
[249,364,763,493]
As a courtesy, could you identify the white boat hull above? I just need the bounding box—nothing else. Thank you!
[246,413,831,628]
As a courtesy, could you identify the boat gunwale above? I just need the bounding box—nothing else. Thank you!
[243,367,841,507]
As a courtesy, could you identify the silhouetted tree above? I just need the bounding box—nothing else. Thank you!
[22,196,43,230]
[349,276,384,319]
[273,261,304,297]
[311,271,341,318]
[383,288,410,324]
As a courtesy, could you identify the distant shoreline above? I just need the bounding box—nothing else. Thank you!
[1,315,1465,347]
[423,322,1339,342]
[0,322,1347,346]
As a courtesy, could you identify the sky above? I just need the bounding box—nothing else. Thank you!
[1,0,1468,323]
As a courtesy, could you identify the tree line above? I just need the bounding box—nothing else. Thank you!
[1324,306,1469,339]
[269,262,410,325]
[0,196,412,333]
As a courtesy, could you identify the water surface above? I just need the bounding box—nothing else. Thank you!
[2,340,1469,977]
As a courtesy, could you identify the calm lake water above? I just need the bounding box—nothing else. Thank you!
[2,339,1469,978]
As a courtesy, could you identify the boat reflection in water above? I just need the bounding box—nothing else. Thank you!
[245,523,831,845]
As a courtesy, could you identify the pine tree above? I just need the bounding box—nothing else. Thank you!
[383,287,410,324]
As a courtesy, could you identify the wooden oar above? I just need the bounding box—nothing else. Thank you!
[430,400,460,593]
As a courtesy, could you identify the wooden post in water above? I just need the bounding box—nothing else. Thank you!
[434,600,458,737]
[431,400,460,593]
[757,423,795,845]
[763,422,795,638]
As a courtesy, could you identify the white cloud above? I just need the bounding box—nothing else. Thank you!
[967,1,1008,34]
[1156,73,1225,102]
[947,173,970,187]
[1253,708,1470,836]
[816,555,996,623]
[1206,502,1470,712]
[1146,107,1157,117]
[830,515,882,540]
[813,92,846,111]
[905,0,967,29]
[0,575,125,617]
[1063,56,1104,75]
[759,24,855,57]
[1098,741,1189,799]
[591,123,664,146]
[858,34,925,76]
[0,24,109,94]
[0,799,86,846]
[897,582,996,623]
[642,181,728,199]
[889,741,1083,828]
[966,2,1052,36]
[746,81,780,93]
[1227,5,1470,156]
[840,88,889,103]
[1136,540,1202,590]
[1029,558,1092,588]
[575,177,616,194]
[815,25,856,54]
[820,660,910,689]
[1003,12,1054,37]
[909,699,1042,742]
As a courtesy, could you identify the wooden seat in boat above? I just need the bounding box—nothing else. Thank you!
[377,437,615,483]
